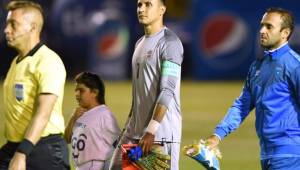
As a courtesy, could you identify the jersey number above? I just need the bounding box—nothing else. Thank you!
[72,133,87,159]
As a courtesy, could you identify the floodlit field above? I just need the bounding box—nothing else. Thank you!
[0,81,260,170]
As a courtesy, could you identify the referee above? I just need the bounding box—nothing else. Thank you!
[0,1,69,169]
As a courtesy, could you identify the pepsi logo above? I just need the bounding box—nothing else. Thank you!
[199,12,252,69]
[94,26,129,60]
[201,13,248,57]
[97,32,118,58]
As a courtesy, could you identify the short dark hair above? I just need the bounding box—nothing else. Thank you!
[75,72,106,104]
[6,0,43,14]
[266,7,294,40]
[161,0,166,5]
[6,0,44,31]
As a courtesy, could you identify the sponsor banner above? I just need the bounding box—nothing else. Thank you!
[88,20,129,80]
[51,0,130,80]
[190,0,300,80]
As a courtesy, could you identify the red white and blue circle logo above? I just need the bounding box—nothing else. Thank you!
[199,12,252,69]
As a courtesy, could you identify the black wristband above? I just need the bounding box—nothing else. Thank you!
[17,139,34,156]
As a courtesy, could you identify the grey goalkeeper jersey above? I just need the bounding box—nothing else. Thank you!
[126,27,183,143]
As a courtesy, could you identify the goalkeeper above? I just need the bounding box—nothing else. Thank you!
[109,0,184,169]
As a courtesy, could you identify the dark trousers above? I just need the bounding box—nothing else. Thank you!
[0,134,70,170]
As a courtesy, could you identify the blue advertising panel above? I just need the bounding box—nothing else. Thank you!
[87,19,129,80]
[189,0,300,79]
[51,0,131,80]
[0,0,7,41]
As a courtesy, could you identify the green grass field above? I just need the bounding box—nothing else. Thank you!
[0,81,260,170]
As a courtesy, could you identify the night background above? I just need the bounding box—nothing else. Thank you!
[1,0,300,169]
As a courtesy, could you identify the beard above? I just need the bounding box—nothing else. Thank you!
[260,39,282,50]
[260,43,273,50]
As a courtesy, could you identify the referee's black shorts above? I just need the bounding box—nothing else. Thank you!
[0,134,70,170]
